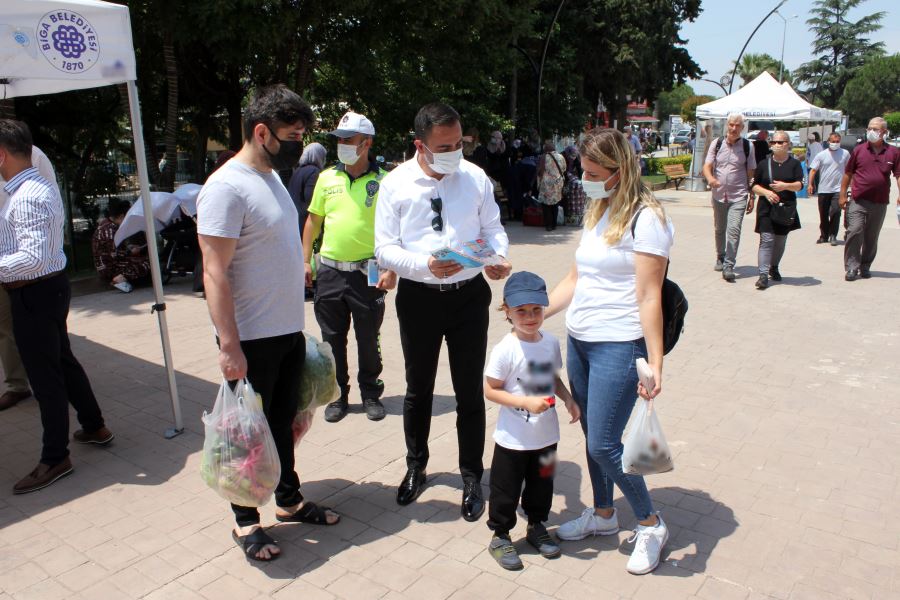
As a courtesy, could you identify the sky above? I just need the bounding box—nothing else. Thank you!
[679,0,899,101]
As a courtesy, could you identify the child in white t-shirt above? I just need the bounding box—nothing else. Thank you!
[484,271,581,571]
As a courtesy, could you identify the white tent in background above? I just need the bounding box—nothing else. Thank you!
[2,0,184,437]
[695,71,841,122]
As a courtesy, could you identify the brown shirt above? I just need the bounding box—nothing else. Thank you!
[845,142,900,204]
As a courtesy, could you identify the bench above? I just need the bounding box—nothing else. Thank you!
[663,164,689,190]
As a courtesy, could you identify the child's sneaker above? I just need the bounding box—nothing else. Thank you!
[626,515,669,575]
[556,507,619,540]
[488,534,523,570]
[526,522,560,558]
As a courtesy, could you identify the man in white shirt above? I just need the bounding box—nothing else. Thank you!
[0,146,56,411]
[808,132,850,246]
[375,102,511,521]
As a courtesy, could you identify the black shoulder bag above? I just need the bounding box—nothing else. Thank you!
[631,207,687,355]
[767,158,797,227]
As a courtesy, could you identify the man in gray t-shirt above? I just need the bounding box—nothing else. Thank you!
[808,132,850,245]
[197,84,339,563]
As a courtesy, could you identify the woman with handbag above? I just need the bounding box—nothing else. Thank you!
[536,142,566,231]
[751,130,804,290]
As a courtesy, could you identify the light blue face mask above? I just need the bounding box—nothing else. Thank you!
[581,172,618,200]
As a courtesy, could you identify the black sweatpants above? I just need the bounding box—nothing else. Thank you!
[230,331,306,527]
[9,273,105,466]
[817,193,840,239]
[313,264,385,401]
[487,443,557,535]
[395,275,490,484]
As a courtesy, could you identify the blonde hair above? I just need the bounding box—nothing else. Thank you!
[579,128,666,245]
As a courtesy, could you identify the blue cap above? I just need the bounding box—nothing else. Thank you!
[503,271,548,307]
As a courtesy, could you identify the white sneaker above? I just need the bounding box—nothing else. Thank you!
[626,515,669,575]
[112,281,133,293]
[556,507,619,541]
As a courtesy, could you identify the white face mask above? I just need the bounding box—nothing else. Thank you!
[337,142,362,166]
[829,142,840,151]
[866,129,883,143]
[581,173,618,200]
[423,145,463,174]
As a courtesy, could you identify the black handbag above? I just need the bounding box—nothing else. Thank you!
[767,158,797,227]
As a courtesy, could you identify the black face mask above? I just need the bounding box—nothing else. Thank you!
[262,125,303,170]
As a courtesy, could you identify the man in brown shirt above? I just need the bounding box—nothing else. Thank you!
[702,113,757,282]
[840,117,900,281]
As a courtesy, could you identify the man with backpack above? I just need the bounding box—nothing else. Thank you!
[702,113,757,282]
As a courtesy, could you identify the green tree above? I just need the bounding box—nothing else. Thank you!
[839,54,900,126]
[681,95,714,123]
[733,53,792,86]
[885,112,900,135]
[656,84,695,119]
[795,0,885,107]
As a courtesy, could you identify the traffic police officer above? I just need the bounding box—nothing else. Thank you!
[303,112,397,422]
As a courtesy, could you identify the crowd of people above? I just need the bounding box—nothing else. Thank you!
[0,84,897,580]
[703,113,899,289]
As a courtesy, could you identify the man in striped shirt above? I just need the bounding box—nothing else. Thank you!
[0,119,113,494]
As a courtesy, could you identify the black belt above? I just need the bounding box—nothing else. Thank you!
[402,275,479,292]
[3,270,63,291]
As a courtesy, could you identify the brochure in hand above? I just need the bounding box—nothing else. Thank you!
[431,239,502,268]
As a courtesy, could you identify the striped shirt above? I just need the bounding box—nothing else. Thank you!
[0,167,67,283]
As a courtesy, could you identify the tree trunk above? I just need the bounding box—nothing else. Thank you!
[161,32,178,192]
[226,69,243,150]
[192,117,209,183]
[509,65,518,122]
[118,83,161,187]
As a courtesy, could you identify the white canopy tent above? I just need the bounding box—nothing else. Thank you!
[695,71,842,122]
[1,0,184,437]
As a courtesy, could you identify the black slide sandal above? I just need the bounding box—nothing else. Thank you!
[232,528,280,562]
[275,501,340,525]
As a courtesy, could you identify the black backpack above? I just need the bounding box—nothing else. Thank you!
[631,206,688,355]
[714,137,752,168]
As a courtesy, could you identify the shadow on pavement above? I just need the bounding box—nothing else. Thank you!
[376,394,457,418]
[0,332,214,528]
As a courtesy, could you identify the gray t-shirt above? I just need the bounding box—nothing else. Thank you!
[809,148,850,194]
[197,159,305,341]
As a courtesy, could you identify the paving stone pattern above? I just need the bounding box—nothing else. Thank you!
[0,188,898,599]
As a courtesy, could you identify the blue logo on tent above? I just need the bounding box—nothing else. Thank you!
[38,10,100,74]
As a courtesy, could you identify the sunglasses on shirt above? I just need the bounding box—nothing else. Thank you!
[431,197,443,231]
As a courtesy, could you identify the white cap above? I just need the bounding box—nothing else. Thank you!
[329,111,375,138]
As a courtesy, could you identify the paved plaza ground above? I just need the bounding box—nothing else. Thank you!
[0,186,898,600]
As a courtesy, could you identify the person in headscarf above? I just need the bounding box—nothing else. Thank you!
[91,199,151,293]
[288,142,327,243]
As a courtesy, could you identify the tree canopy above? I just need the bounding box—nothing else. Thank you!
[733,53,792,86]
[794,0,885,107]
[839,54,900,127]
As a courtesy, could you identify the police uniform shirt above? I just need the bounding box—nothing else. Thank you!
[308,161,385,263]
[374,154,509,283]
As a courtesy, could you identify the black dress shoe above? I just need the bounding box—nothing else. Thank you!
[461,481,485,522]
[396,468,426,506]
[845,269,858,282]
[324,398,349,423]
[859,269,872,279]
[768,266,782,281]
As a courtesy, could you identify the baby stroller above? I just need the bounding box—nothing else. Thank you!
[158,213,199,285]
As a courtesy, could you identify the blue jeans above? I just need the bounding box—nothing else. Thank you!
[567,336,655,520]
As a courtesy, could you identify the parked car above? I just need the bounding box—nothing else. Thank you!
[672,128,692,145]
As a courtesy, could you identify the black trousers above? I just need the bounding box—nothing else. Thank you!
[313,265,385,400]
[818,193,840,239]
[487,443,557,535]
[9,273,104,466]
[395,275,490,483]
[230,331,306,527]
[542,204,559,230]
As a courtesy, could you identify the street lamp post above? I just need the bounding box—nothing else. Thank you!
[774,10,799,83]
[728,0,787,94]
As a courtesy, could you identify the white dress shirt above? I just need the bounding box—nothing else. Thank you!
[0,167,67,283]
[0,147,59,212]
[374,154,509,283]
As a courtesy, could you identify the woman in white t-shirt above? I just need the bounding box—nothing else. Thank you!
[546,128,675,575]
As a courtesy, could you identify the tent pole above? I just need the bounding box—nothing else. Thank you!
[126,80,183,438]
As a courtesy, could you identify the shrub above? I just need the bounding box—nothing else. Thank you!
[646,154,692,175]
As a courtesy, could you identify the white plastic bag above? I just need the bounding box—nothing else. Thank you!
[621,359,674,475]
[200,379,281,507]
[297,334,340,413]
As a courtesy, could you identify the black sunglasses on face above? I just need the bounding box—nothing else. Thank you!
[431,197,443,231]
[771,140,788,145]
